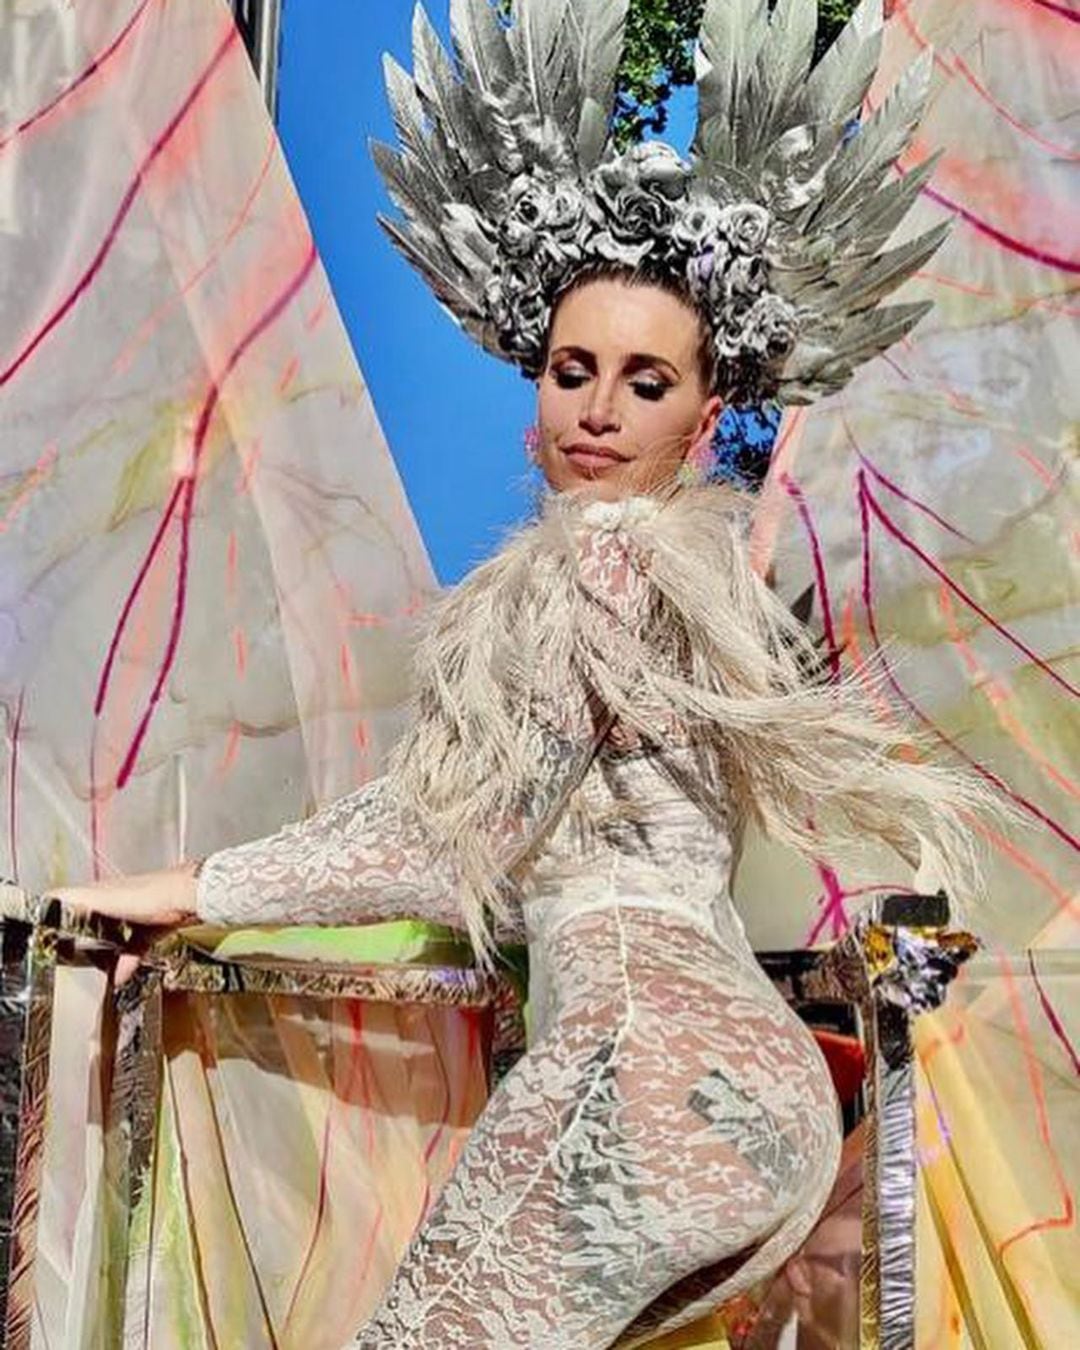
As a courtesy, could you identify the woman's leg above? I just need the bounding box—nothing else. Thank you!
[353,1024,743,1348]
[353,909,839,1349]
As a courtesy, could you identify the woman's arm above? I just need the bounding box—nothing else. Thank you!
[187,498,654,946]
[52,773,521,939]
[53,495,652,952]
[193,772,478,932]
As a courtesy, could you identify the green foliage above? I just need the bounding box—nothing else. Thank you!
[609,0,703,146]
[495,0,858,147]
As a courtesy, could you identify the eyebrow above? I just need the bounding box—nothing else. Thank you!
[550,345,682,380]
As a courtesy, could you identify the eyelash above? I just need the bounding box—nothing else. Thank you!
[552,369,669,401]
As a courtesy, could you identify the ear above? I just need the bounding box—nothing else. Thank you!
[696,393,723,446]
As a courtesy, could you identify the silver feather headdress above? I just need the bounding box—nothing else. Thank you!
[373,0,946,405]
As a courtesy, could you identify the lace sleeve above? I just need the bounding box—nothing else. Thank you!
[568,496,686,754]
[195,772,465,931]
[194,496,657,937]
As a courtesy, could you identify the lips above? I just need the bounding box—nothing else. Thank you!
[562,443,629,470]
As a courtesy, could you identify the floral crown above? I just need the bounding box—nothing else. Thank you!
[373,0,946,406]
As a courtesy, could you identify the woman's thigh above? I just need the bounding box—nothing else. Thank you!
[352,987,829,1349]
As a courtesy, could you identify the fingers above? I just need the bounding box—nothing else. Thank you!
[114,952,142,988]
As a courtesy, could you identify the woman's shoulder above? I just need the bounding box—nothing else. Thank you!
[422,483,759,648]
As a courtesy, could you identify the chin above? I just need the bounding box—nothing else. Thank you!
[579,478,627,502]
[542,455,680,500]
[547,472,627,502]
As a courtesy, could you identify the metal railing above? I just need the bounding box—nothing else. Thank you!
[0,884,970,1349]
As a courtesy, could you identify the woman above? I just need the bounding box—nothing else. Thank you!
[48,1,1006,1344]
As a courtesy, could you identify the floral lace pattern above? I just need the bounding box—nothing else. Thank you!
[357,901,840,1349]
[195,496,842,1347]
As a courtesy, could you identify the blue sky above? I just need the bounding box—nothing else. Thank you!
[276,1,695,583]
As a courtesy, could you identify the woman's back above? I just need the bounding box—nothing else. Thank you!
[521,741,753,1035]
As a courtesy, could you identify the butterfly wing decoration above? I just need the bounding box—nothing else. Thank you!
[745,0,1078,954]
[0,3,459,1344]
[742,2,1079,1340]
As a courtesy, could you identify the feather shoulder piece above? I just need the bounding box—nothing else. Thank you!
[387,485,1016,965]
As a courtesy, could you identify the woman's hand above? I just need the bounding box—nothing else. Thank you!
[48,861,201,985]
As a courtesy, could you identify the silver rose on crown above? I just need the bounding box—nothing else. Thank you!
[372,0,948,407]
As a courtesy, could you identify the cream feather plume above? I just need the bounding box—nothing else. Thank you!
[386,485,1020,970]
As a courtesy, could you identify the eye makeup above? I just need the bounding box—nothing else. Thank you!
[550,361,672,400]
[553,366,589,389]
[630,379,669,402]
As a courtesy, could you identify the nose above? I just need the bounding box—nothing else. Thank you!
[579,377,621,435]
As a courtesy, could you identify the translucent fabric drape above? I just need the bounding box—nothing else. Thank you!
[737,0,1079,1340]
[0,1,461,1343]
[1,0,1076,1346]
[742,0,1078,956]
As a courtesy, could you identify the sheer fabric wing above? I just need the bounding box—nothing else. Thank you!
[745,0,1079,954]
[0,0,434,896]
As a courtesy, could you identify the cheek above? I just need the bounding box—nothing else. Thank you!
[629,393,700,456]
[536,378,575,435]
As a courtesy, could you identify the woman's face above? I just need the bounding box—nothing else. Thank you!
[535,279,722,500]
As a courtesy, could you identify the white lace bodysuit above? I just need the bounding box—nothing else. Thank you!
[195,490,843,1348]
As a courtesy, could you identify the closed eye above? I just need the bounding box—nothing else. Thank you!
[631,380,669,402]
[553,368,589,389]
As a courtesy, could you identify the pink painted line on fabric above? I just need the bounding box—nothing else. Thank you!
[778,473,841,679]
[918,267,1080,319]
[344,593,430,628]
[352,1209,386,1316]
[0,444,58,533]
[856,471,1080,855]
[934,584,1080,918]
[1010,441,1065,493]
[855,451,974,544]
[890,0,1080,145]
[112,480,192,790]
[938,583,1080,803]
[1028,951,1080,1076]
[1026,0,1080,25]
[304,297,329,331]
[226,531,239,598]
[860,472,1080,702]
[748,406,807,575]
[4,128,276,656]
[422,1032,455,1167]
[923,185,1080,275]
[215,721,242,779]
[805,860,852,945]
[0,0,157,154]
[282,1108,336,1335]
[276,354,300,393]
[996,956,1076,1259]
[6,690,24,884]
[804,878,916,948]
[111,131,279,380]
[879,350,912,385]
[342,1001,376,1148]
[233,628,248,677]
[880,0,948,74]
[978,817,1079,919]
[236,439,263,495]
[919,1017,967,1067]
[93,477,184,715]
[953,55,1080,161]
[0,26,240,389]
[338,641,355,698]
[113,241,318,788]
